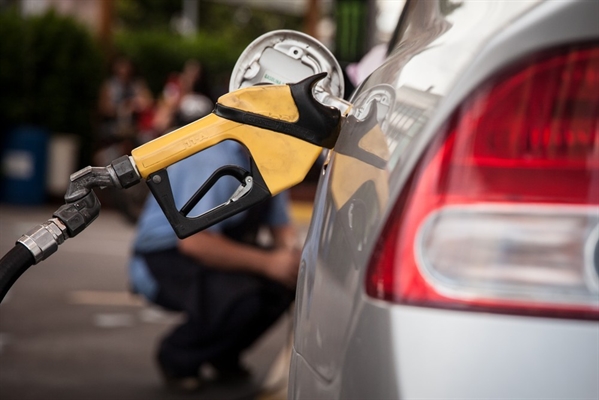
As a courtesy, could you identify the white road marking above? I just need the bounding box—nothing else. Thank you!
[138,308,183,325]
[67,290,145,307]
[93,313,135,328]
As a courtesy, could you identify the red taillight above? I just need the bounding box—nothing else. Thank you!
[366,45,599,319]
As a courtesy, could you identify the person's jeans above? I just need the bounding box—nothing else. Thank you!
[139,247,295,376]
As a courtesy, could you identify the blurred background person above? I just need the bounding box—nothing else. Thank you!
[95,56,155,223]
[97,55,155,150]
[153,59,213,134]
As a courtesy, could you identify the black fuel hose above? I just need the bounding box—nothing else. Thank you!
[0,243,35,303]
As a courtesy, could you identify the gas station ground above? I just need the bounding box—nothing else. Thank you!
[0,199,314,400]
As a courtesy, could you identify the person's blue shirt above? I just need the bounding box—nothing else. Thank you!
[129,140,290,300]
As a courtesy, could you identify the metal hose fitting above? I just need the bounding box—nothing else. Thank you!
[17,218,69,264]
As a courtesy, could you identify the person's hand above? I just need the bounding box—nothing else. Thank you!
[264,248,301,288]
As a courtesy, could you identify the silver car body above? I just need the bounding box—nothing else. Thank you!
[289,1,599,399]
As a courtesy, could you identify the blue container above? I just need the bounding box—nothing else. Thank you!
[1,125,49,205]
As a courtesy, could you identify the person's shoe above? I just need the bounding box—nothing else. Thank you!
[208,359,252,384]
[215,363,251,382]
[157,360,202,393]
[162,374,202,393]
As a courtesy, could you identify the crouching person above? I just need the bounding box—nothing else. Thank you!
[129,141,299,393]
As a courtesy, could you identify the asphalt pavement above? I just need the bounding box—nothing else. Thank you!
[0,203,306,400]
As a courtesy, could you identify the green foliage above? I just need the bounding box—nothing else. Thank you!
[0,10,29,127]
[199,2,303,42]
[114,29,247,97]
[0,10,103,136]
[113,2,303,97]
[116,0,181,31]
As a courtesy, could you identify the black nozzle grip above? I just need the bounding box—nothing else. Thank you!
[146,161,271,239]
[288,72,341,149]
[214,73,341,149]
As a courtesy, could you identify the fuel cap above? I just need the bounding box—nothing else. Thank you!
[230,29,344,100]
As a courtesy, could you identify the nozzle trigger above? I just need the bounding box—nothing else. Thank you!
[228,176,253,203]
[146,161,271,239]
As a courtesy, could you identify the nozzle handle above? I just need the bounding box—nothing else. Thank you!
[146,160,271,239]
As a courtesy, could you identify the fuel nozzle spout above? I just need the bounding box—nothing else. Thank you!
[64,156,141,203]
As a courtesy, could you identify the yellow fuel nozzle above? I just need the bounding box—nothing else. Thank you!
[129,73,342,238]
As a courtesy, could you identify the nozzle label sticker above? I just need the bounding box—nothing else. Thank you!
[262,71,286,85]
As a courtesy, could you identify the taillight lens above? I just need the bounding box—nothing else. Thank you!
[366,45,599,319]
